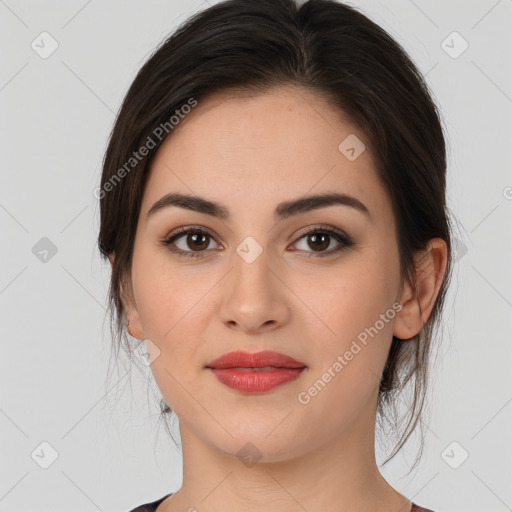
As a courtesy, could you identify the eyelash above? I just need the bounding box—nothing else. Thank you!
[161,224,354,259]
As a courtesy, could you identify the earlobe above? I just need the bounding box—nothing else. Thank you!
[109,253,145,339]
[124,290,145,339]
[126,317,144,340]
[108,252,116,271]
[393,238,448,340]
[123,291,145,340]
[125,303,145,340]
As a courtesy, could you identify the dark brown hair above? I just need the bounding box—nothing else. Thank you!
[97,0,454,469]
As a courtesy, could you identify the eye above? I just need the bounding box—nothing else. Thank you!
[291,225,354,258]
[161,224,353,259]
[161,226,221,258]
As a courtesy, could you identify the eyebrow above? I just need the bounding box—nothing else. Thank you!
[147,191,372,223]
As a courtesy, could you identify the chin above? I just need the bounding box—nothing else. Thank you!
[207,426,311,465]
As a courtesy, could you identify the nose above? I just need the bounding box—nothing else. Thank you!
[218,244,291,334]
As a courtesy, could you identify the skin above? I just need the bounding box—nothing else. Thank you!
[112,85,448,512]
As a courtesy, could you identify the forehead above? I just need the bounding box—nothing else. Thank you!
[142,86,391,226]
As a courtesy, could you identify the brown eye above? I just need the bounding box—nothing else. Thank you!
[184,232,210,251]
[162,227,219,258]
[161,225,353,259]
[292,226,354,257]
[306,232,330,252]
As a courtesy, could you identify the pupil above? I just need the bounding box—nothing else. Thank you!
[309,233,329,251]
[189,233,208,250]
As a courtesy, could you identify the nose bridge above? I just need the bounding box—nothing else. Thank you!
[219,235,289,331]
[232,235,275,300]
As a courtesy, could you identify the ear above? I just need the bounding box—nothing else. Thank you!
[393,238,449,340]
[108,253,145,339]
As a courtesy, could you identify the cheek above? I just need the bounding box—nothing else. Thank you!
[291,263,397,425]
[132,242,205,336]
[131,252,211,409]
[131,246,220,395]
[294,251,399,373]
[306,256,395,328]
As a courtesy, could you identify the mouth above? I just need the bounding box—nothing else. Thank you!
[205,350,307,370]
[226,366,288,371]
[205,350,307,393]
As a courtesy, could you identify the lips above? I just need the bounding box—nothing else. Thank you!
[205,350,306,370]
[206,350,307,393]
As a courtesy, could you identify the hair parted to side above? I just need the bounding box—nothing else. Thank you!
[97,0,454,470]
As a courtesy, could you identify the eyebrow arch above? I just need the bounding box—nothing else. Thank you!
[147,191,372,223]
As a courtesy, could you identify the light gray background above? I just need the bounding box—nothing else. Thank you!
[1,1,511,511]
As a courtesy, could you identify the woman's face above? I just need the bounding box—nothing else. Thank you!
[125,85,407,461]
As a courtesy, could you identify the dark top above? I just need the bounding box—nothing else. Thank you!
[128,493,173,512]
[128,493,435,512]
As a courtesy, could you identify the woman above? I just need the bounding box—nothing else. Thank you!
[97,0,453,510]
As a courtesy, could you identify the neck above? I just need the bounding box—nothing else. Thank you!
[161,396,412,512]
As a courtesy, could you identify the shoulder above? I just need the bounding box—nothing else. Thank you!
[127,493,174,512]
[411,503,436,512]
